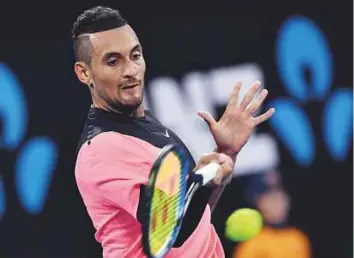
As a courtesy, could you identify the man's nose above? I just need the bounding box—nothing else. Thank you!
[122,60,138,78]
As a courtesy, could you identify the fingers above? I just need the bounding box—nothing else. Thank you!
[237,81,273,121]
[194,152,222,183]
[197,111,217,128]
[246,88,269,114]
[213,168,224,185]
[194,152,220,171]
[195,153,234,186]
[218,153,234,177]
[239,81,261,110]
[254,108,275,125]
[213,153,234,185]
[226,81,242,110]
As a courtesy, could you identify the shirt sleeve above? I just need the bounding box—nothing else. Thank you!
[75,131,160,220]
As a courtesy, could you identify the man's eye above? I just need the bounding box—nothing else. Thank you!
[107,59,119,66]
[132,53,141,60]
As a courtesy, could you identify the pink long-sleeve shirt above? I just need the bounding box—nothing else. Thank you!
[75,108,224,258]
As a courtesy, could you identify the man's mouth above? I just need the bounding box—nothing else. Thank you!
[122,83,139,90]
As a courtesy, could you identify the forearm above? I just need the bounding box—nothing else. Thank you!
[207,147,237,211]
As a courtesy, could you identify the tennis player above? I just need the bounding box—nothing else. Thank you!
[73,6,274,258]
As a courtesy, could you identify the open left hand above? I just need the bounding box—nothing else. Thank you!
[198,80,275,156]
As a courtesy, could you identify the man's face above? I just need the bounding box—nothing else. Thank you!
[88,25,146,113]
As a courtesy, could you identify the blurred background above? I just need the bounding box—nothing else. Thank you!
[0,0,352,257]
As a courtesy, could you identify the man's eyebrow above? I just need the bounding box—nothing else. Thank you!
[102,44,142,60]
[131,44,142,51]
[102,51,121,60]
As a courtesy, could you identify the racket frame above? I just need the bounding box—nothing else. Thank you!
[142,144,190,258]
[143,144,224,258]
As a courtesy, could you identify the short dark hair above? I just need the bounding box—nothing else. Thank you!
[72,6,128,64]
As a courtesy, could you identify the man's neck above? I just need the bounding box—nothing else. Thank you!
[92,99,145,118]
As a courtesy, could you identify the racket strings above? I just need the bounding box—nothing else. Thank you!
[150,191,179,231]
[149,192,179,253]
[148,170,187,255]
[146,149,190,257]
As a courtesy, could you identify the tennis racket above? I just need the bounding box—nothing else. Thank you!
[142,144,223,258]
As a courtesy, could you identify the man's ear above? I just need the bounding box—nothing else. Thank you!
[74,61,93,87]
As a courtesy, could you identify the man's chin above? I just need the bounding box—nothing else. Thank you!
[111,98,143,115]
[123,97,143,109]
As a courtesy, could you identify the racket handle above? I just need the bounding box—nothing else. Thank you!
[194,162,220,186]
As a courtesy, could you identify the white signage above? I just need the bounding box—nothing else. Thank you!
[145,63,279,176]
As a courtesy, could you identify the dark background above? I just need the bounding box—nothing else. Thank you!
[0,1,352,257]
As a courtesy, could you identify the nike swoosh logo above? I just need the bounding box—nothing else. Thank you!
[152,129,170,138]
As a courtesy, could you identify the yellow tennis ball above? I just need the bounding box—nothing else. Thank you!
[225,208,263,242]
